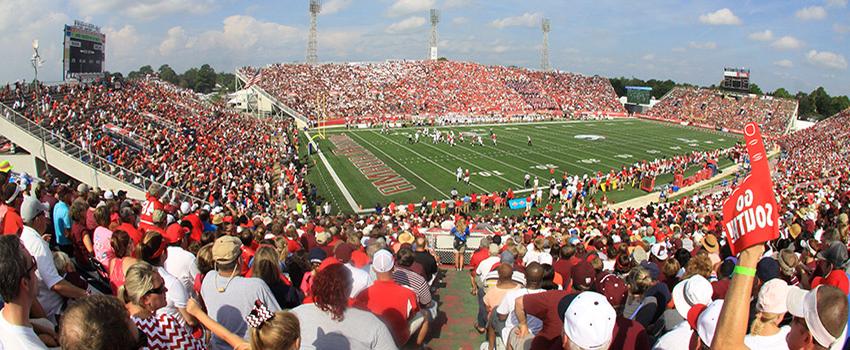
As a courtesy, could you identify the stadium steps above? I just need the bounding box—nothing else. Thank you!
[0,102,206,204]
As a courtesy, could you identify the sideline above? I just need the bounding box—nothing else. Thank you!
[304,130,367,214]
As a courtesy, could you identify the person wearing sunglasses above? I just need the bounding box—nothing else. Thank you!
[0,235,51,349]
[118,261,205,350]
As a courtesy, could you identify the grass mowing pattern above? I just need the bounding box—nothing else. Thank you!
[305,119,740,213]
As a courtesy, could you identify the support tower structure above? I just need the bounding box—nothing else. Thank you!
[429,9,440,60]
[307,0,320,65]
[541,18,551,72]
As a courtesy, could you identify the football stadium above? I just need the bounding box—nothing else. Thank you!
[0,1,849,350]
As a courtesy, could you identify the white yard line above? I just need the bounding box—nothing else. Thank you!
[321,118,634,133]
[348,132,451,198]
[305,130,367,214]
[374,131,521,190]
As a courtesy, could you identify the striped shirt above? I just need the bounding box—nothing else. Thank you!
[392,266,432,307]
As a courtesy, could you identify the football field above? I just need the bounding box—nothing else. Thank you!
[303,119,740,214]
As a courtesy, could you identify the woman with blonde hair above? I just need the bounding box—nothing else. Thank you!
[251,245,303,308]
[184,298,301,350]
[118,262,205,350]
[452,218,470,271]
[623,266,659,328]
[744,279,791,348]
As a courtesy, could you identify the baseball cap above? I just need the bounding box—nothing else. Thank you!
[786,286,845,348]
[757,278,790,314]
[558,292,616,350]
[308,248,327,264]
[571,261,596,291]
[688,299,724,346]
[20,195,48,223]
[162,223,188,244]
[212,235,242,264]
[372,249,394,273]
[672,275,713,319]
[103,190,114,200]
[756,257,780,283]
[595,274,628,308]
[650,243,669,261]
[315,231,331,245]
[817,241,849,267]
[334,243,356,263]
[77,183,90,194]
[811,270,850,295]
[180,202,191,215]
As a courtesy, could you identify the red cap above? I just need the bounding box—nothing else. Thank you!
[163,223,189,244]
[596,274,628,307]
[687,303,708,330]
[811,270,850,295]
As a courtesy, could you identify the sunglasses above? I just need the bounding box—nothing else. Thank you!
[143,284,167,296]
[26,256,37,275]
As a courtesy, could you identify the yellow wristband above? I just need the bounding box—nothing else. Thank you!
[734,266,756,277]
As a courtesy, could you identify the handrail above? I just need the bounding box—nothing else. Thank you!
[0,101,209,206]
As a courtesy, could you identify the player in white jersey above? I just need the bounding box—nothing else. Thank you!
[456,167,463,182]
[527,135,532,146]
[463,169,470,185]
[477,135,484,147]
[491,133,497,146]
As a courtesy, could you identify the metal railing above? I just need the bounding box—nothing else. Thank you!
[0,102,209,206]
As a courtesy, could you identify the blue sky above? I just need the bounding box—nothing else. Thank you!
[1,0,848,95]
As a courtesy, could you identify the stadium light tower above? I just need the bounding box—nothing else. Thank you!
[429,9,440,60]
[307,0,320,65]
[541,18,551,72]
[31,39,51,175]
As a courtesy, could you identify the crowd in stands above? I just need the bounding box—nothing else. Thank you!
[0,79,310,215]
[648,87,798,136]
[0,69,847,349]
[239,60,626,122]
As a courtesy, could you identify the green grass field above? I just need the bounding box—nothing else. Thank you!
[303,119,740,214]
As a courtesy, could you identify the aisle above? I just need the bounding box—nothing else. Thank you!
[425,268,487,350]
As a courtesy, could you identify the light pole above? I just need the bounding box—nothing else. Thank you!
[31,39,51,176]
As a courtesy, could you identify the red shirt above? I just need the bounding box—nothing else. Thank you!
[1,207,23,236]
[138,194,163,227]
[524,290,571,350]
[469,248,489,271]
[183,213,203,242]
[612,317,650,350]
[353,280,419,345]
[117,222,143,244]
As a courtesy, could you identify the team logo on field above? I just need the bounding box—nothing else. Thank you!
[574,134,606,141]
[646,150,660,154]
[676,137,698,144]
[615,154,633,159]
[669,146,681,150]
[579,159,601,164]
[689,143,699,147]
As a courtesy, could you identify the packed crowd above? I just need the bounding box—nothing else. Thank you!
[0,79,309,215]
[648,87,798,136]
[239,60,626,122]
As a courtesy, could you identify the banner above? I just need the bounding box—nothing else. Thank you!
[508,198,528,210]
[721,122,779,255]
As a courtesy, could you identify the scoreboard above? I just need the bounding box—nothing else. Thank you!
[626,86,652,105]
[721,67,750,92]
[63,20,106,81]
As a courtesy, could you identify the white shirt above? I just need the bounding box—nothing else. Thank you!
[744,325,790,350]
[156,267,189,327]
[163,246,200,295]
[20,226,64,322]
[345,263,373,298]
[476,256,501,283]
[496,288,545,342]
[652,321,694,350]
[0,311,48,349]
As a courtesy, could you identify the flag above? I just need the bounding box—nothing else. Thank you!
[721,122,779,255]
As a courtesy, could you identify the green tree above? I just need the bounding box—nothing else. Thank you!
[158,64,179,84]
[771,88,792,99]
[216,72,236,93]
[194,64,217,93]
[180,68,199,90]
[748,83,763,95]
[138,65,154,76]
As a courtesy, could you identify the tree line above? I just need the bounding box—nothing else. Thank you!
[113,64,236,95]
[609,77,849,121]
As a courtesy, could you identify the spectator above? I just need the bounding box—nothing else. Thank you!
[59,295,143,350]
[0,235,51,349]
[163,220,199,294]
[108,230,138,293]
[292,262,397,349]
[251,245,302,309]
[136,230,196,328]
[53,186,74,254]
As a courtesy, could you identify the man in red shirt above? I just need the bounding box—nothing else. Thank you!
[1,183,24,236]
[138,184,165,231]
[116,206,143,244]
[353,250,428,347]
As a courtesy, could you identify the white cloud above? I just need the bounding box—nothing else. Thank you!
[827,0,847,8]
[104,25,142,59]
[443,0,473,8]
[386,16,427,33]
[193,15,300,51]
[688,41,717,49]
[806,50,847,70]
[642,54,655,61]
[320,30,364,55]
[490,12,542,28]
[71,0,216,20]
[671,47,686,52]
[159,26,187,56]
[0,0,70,81]
[452,16,469,25]
[699,8,741,25]
[386,0,436,17]
[748,30,773,42]
[834,23,850,34]
[321,0,352,15]
[771,36,803,50]
[774,59,793,68]
[795,6,827,21]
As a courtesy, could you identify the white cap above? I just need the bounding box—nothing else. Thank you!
[103,190,114,200]
[787,286,843,348]
[538,253,553,266]
[180,202,191,215]
[372,250,394,273]
[650,243,669,261]
[757,279,790,314]
[562,292,616,350]
[672,275,713,319]
[696,299,724,346]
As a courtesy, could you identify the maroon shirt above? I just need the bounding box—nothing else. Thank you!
[523,290,571,350]
[612,316,651,350]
